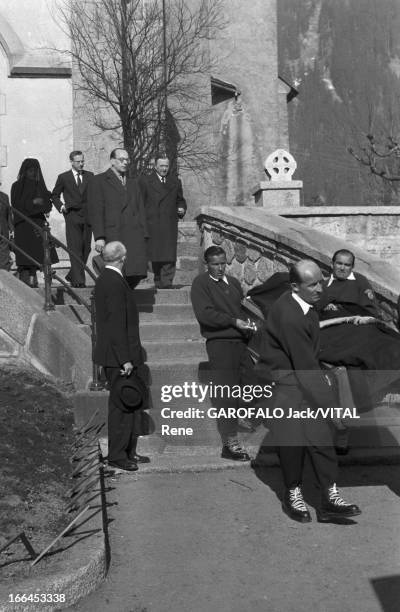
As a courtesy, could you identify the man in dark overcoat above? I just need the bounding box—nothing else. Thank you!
[52,150,94,287]
[94,240,149,471]
[88,148,148,288]
[139,153,186,288]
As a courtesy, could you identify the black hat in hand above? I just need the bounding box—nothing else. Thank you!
[110,372,148,412]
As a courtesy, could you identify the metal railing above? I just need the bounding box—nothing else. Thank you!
[6,207,102,391]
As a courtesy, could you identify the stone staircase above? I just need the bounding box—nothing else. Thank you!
[34,220,400,461]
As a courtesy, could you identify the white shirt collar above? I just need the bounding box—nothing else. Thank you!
[209,273,229,284]
[291,291,312,314]
[326,271,356,287]
[105,265,123,277]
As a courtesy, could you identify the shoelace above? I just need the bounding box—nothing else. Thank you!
[289,487,308,512]
[327,483,350,506]
[228,440,244,452]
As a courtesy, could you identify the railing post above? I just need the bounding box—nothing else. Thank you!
[89,289,103,391]
[42,221,55,312]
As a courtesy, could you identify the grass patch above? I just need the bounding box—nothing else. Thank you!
[0,365,75,581]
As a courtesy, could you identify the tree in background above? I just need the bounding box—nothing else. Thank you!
[57,0,223,176]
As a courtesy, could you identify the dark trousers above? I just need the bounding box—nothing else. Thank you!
[272,385,338,490]
[104,367,138,462]
[206,338,247,444]
[65,210,91,285]
[126,275,145,289]
[152,261,175,288]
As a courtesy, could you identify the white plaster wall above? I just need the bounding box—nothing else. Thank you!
[0,0,72,242]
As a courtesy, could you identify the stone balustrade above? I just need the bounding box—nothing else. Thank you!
[196,206,400,325]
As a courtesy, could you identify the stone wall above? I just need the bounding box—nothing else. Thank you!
[277,207,400,265]
[197,206,400,325]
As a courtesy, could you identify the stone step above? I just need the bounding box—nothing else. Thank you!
[177,222,199,244]
[139,304,195,322]
[145,360,210,387]
[136,288,192,305]
[72,391,400,456]
[177,243,201,257]
[44,286,192,306]
[173,270,197,285]
[143,339,206,361]
[176,256,199,272]
[140,321,200,341]
[57,302,197,325]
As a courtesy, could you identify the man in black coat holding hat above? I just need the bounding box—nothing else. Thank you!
[94,240,149,471]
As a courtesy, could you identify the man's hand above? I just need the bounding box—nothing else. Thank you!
[352,315,376,326]
[120,361,134,376]
[60,204,67,214]
[324,303,339,311]
[95,239,106,253]
[177,207,186,219]
[235,318,254,332]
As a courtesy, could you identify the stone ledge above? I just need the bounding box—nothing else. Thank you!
[279,206,400,216]
[0,429,107,611]
[0,524,106,612]
[197,206,400,304]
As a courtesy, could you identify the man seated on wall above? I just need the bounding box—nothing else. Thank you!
[246,252,400,412]
[317,249,378,319]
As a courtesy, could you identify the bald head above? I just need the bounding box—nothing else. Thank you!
[290,259,323,305]
[102,241,127,265]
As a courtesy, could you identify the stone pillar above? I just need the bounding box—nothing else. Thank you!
[253,149,303,210]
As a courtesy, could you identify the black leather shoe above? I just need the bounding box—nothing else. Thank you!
[317,484,361,522]
[108,459,138,471]
[221,443,250,461]
[282,486,312,523]
[128,453,150,464]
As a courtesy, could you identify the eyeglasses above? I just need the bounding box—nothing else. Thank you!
[116,157,130,163]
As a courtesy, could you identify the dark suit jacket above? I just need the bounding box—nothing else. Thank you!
[94,267,143,367]
[259,291,336,408]
[139,170,186,261]
[88,168,148,277]
[52,169,94,219]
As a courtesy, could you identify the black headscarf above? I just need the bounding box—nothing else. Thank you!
[13,158,49,202]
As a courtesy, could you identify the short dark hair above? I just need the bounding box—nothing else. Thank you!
[204,246,226,262]
[110,148,127,160]
[69,150,83,161]
[154,151,169,163]
[332,249,355,266]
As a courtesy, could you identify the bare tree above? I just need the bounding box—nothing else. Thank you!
[348,134,400,182]
[56,0,224,176]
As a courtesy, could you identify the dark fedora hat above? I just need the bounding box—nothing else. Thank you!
[111,373,148,412]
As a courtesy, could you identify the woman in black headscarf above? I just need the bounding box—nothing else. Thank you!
[11,158,58,287]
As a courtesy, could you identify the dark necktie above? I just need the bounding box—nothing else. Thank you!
[161,177,166,184]
[77,173,82,187]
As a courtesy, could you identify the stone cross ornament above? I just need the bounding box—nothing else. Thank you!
[264,149,297,182]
